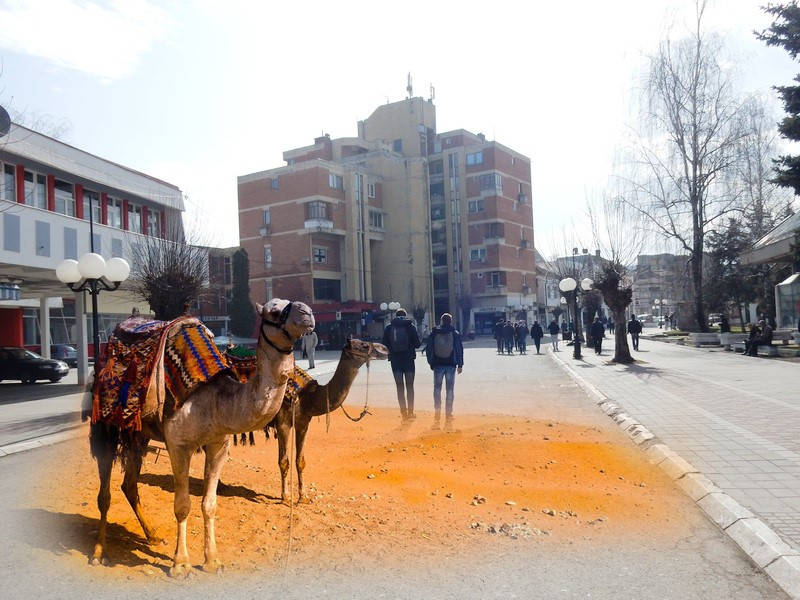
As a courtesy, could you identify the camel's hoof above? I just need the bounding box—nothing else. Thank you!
[203,558,224,574]
[297,495,311,505]
[89,555,108,566]
[169,562,193,578]
[147,535,165,546]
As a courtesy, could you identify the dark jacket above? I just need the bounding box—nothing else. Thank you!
[628,318,642,334]
[382,317,420,370]
[503,323,515,341]
[590,321,605,340]
[548,321,560,335]
[493,322,504,340]
[531,323,544,340]
[425,325,464,368]
[759,324,773,345]
[517,324,529,340]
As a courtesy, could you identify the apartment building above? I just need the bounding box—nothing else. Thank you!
[196,246,237,336]
[237,96,534,340]
[0,122,183,372]
[632,253,692,324]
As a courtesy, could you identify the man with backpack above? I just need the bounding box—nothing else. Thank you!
[382,308,421,421]
[628,315,642,351]
[425,313,464,430]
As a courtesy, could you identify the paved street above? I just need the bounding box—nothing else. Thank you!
[0,338,785,598]
[550,334,800,553]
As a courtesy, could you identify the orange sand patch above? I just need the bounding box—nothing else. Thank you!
[29,408,694,579]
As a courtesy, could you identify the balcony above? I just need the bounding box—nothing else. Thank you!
[304,218,333,231]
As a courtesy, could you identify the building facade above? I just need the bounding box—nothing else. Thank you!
[237,97,535,339]
[0,122,183,378]
[632,253,691,324]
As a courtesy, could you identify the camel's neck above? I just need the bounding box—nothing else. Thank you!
[305,353,365,416]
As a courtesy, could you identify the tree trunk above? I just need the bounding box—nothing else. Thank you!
[612,308,634,364]
[691,245,707,332]
[737,302,747,334]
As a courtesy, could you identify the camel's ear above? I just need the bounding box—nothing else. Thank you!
[255,302,263,315]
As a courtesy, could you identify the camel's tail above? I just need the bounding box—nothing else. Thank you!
[89,421,148,467]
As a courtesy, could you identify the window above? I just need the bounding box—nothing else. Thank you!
[368,210,384,230]
[489,271,504,287]
[512,156,516,166]
[431,205,445,220]
[271,177,279,190]
[470,248,487,263]
[54,179,75,216]
[485,222,504,239]
[263,246,272,268]
[392,139,403,152]
[313,247,327,263]
[466,151,483,166]
[1,163,15,202]
[111,238,123,258]
[433,251,447,267]
[328,173,343,189]
[468,199,484,213]
[433,272,449,290]
[478,173,503,193]
[83,190,101,223]
[107,197,122,228]
[431,227,446,245]
[128,203,142,233]
[307,201,328,220]
[262,208,271,226]
[367,183,376,198]
[147,208,160,236]
[24,171,47,209]
[313,278,341,301]
[429,160,443,175]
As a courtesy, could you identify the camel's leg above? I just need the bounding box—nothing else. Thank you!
[121,438,161,545]
[276,410,292,503]
[91,450,113,565]
[295,416,312,503]
[201,438,229,573]
[167,444,193,578]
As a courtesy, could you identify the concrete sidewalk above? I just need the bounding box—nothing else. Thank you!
[550,337,800,595]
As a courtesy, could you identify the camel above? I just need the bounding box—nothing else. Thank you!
[89,298,314,577]
[270,338,388,503]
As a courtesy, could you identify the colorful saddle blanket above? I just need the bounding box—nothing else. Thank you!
[92,317,312,431]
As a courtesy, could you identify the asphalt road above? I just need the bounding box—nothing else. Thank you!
[0,338,786,599]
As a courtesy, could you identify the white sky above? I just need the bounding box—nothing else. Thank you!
[0,0,796,252]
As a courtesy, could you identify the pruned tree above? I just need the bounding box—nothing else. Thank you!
[131,223,208,321]
[588,194,645,363]
[626,1,746,332]
[228,248,254,337]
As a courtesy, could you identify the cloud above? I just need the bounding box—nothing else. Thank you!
[0,0,170,81]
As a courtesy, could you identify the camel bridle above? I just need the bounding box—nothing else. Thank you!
[259,301,295,354]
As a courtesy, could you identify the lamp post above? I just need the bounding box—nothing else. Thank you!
[56,254,130,368]
[559,276,593,360]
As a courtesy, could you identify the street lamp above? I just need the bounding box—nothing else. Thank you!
[559,276,593,359]
[56,253,130,368]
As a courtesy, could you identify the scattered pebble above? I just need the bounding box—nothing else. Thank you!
[445,492,453,499]
[505,500,517,506]
[542,508,556,516]
[367,474,375,479]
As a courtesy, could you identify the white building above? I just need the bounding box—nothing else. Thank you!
[0,123,184,383]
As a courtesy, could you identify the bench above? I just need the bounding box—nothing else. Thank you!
[719,332,748,350]
[773,330,795,345]
[689,333,721,347]
[732,341,778,356]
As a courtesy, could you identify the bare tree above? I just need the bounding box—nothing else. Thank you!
[626,1,745,332]
[130,222,209,321]
[588,194,645,363]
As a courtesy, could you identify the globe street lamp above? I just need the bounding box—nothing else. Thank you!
[559,276,593,359]
[56,253,130,368]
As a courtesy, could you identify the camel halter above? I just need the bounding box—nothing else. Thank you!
[259,301,294,354]
[339,341,373,422]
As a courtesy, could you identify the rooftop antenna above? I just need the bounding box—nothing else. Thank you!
[406,72,413,98]
[429,84,435,102]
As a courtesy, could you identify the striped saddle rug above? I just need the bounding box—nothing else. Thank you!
[92,316,312,431]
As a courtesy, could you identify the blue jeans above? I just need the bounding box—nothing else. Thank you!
[433,366,456,418]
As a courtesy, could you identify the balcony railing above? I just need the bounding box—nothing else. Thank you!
[304,218,333,230]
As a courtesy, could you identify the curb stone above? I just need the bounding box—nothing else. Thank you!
[548,349,800,600]
[0,425,85,458]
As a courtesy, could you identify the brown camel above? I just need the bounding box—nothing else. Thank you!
[89,298,314,577]
[270,338,388,503]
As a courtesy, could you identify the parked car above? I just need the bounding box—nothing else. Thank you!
[0,347,70,383]
[50,344,77,367]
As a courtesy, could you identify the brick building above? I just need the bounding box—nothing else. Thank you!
[237,97,535,340]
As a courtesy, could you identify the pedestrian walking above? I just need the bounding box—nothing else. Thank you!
[494,320,505,354]
[548,319,560,351]
[503,320,515,354]
[301,329,318,369]
[517,321,529,354]
[382,308,421,421]
[530,321,544,354]
[608,319,615,334]
[628,315,642,351]
[425,313,464,430]
[590,317,605,355]
[720,315,730,333]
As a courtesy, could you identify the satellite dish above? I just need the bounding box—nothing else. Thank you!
[0,106,10,137]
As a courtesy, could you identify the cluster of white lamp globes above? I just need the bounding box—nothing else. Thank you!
[380,301,401,312]
[558,276,593,295]
[56,253,131,287]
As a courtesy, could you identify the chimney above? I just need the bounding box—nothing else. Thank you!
[595,249,601,257]
[477,132,486,142]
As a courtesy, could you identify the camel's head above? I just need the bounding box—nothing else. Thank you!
[344,338,389,364]
[256,298,315,343]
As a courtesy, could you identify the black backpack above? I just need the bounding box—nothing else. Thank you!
[390,323,410,352]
